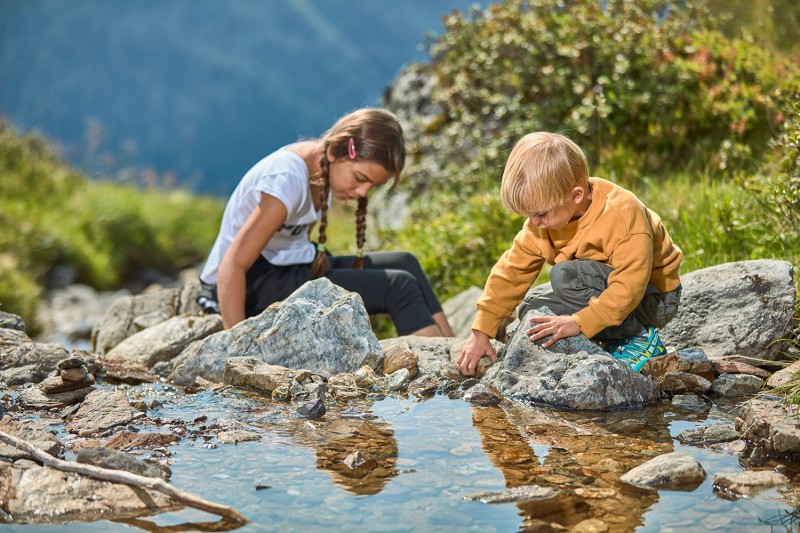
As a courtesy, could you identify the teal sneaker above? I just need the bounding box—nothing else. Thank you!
[610,327,667,372]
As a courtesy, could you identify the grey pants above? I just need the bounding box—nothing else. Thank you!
[517,260,681,341]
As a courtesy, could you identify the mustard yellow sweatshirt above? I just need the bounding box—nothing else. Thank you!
[472,177,682,339]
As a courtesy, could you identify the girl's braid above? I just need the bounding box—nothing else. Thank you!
[309,156,331,279]
[352,196,368,270]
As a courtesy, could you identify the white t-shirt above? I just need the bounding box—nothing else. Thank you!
[200,149,320,284]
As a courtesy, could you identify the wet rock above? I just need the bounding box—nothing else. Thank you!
[383,341,419,378]
[0,418,64,460]
[104,431,179,450]
[736,398,800,455]
[436,379,461,396]
[655,372,711,395]
[101,363,162,385]
[641,348,714,381]
[465,484,560,503]
[441,286,483,339]
[223,356,299,395]
[18,384,95,410]
[678,425,739,446]
[711,358,771,380]
[463,383,502,406]
[708,439,749,457]
[217,430,261,444]
[0,461,179,521]
[711,374,764,396]
[0,328,69,385]
[484,309,659,410]
[0,310,26,333]
[91,280,202,354]
[713,470,790,499]
[39,373,96,394]
[292,381,328,401]
[385,368,410,391]
[169,279,381,384]
[296,398,326,419]
[67,389,135,437]
[76,446,170,479]
[620,452,706,491]
[407,374,439,397]
[660,260,795,361]
[766,360,800,388]
[105,314,222,369]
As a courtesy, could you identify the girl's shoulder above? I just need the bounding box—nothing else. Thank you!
[250,148,308,178]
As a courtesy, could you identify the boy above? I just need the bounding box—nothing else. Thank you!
[457,132,682,375]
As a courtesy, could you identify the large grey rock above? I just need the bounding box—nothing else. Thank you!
[482,309,660,410]
[168,279,382,384]
[91,280,202,355]
[105,314,222,369]
[660,260,795,361]
[0,328,69,385]
[441,286,483,339]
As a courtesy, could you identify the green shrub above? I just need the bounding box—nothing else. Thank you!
[419,0,798,192]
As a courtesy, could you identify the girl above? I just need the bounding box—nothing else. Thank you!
[198,108,454,337]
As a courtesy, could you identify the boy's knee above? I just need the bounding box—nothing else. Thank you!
[548,262,577,293]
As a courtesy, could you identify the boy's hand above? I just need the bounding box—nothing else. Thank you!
[457,330,497,376]
[526,315,580,347]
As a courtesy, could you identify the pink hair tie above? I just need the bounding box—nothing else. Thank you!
[347,137,357,160]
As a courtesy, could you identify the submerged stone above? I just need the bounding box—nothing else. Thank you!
[465,484,559,504]
[296,399,326,419]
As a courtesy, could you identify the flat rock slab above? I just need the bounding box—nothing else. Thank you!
[0,462,179,523]
[18,385,95,410]
[713,470,790,499]
[105,314,222,368]
[465,484,560,503]
[660,259,795,361]
[736,398,800,456]
[67,389,135,437]
[0,419,64,460]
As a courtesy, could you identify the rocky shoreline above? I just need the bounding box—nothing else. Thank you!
[1,259,800,526]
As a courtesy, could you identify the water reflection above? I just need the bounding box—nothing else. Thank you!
[470,402,676,531]
[253,400,399,496]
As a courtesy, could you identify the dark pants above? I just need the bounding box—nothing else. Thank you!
[232,251,441,336]
[517,260,681,341]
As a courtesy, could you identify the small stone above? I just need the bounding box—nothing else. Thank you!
[711,374,764,396]
[343,450,370,469]
[466,484,559,504]
[272,385,291,401]
[296,399,326,419]
[713,470,790,499]
[671,394,709,410]
[39,374,95,394]
[217,430,261,444]
[383,342,419,378]
[463,383,502,406]
[408,374,439,397]
[354,365,377,388]
[255,482,271,491]
[59,366,90,383]
[385,368,410,391]
[57,356,87,371]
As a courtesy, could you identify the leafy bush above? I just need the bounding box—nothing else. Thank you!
[418,0,798,192]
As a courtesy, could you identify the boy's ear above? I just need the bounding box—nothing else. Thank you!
[571,185,585,204]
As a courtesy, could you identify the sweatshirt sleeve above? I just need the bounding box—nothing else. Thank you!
[471,221,546,337]
[572,231,653,338]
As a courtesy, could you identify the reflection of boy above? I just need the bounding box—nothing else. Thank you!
[457,132,682,375]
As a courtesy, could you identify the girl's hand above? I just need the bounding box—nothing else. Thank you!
[525,315,580,347]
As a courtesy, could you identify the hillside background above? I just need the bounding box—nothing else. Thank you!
[0,0,474,195]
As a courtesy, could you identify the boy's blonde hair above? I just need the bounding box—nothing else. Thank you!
[500,132,589,216]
